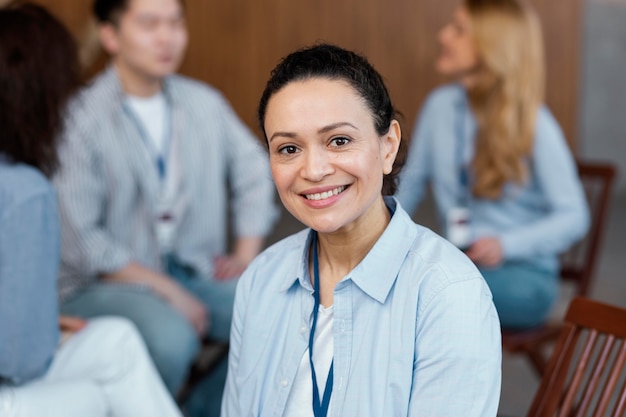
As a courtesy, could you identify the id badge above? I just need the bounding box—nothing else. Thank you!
[446,206,471,251]
[156,212,176,253]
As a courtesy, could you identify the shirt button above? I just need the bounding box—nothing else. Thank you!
[300,325,307,334]
[281,379,289,387]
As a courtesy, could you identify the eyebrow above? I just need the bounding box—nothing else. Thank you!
[268,122,359,143]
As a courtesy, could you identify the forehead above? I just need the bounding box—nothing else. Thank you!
[274,78,364,110]
[265,77,375,131]
[124,0,183,17]
[454,6,472,26]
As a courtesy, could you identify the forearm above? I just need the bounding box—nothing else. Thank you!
[500,209,589,260]
[101,262,182,301]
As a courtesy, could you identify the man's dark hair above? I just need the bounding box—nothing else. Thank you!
[0,2,80,177]
[93,0,129,24]
[93,0,185,24]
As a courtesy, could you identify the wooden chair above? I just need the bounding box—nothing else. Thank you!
[502,160,617,376]
[528,296,626,416]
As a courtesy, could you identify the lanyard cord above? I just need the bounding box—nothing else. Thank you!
[122,102,173,182]
[309,232,334,417]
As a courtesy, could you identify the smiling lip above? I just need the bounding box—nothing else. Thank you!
[302,185,348,201]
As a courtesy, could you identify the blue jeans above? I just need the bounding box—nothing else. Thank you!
[60,257,238,417]
[480,262,557,329]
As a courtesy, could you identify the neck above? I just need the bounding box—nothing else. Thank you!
[113,61,163,97]
[313,197,391,306]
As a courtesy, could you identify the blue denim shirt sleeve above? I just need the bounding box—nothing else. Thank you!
[0,162,60,384]
[499,107,590,259]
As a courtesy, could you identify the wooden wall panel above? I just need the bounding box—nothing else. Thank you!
[28,0,582,147]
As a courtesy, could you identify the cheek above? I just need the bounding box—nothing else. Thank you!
[270,163,293,193]
[460,39,478,64]
[176,32,189,50]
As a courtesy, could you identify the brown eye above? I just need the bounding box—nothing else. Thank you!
[278,145,299,154]
[330,137,350,147]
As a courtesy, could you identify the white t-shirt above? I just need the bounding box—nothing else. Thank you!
[126,92,167,153]
[126,92,186,252]
[284,305,334,417]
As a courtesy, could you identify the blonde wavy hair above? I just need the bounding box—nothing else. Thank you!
[464,0,545,199]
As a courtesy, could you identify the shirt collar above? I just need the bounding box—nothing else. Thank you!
[349,197,417,303]
[276,229,315,293]
[277,197,418,304]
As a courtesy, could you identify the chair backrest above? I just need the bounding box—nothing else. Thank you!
[560,161,616,297]
[528,297,626,417]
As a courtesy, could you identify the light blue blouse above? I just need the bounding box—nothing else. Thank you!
[222,197,501,417]
[0,158,60,384]
[396,84,589,273]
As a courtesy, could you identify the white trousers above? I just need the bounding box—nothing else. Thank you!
[0,317,182,417]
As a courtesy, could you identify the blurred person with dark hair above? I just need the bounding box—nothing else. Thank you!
[0,3,183,416]
[396,0,589,329]
[53,0,278,415]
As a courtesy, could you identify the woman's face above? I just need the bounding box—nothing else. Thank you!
[264,78,400,235]
[436,6,480,79]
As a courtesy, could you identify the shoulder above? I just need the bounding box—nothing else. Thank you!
[535,105,564,137]
[532,105,569,155]
[167,74,229,108]
[0,161,55,218]
[421,83,465,113]
[390,204,486,293]
[237,229,309,295]
[64,70,124,134]
[400,220,488,310]
[408,229,494,319]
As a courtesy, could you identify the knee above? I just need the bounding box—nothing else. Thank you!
[146,315,200,369]
[85,316,144,351]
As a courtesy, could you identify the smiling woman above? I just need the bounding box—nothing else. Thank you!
[221,43,502,417]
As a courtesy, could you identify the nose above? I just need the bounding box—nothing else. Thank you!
[301,147,334,182]
[438,24,452,45]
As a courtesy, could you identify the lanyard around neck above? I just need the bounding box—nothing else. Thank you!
[309,232,334,417]
[123,101,172,182]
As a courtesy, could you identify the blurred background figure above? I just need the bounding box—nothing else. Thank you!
[0,3,183,416]
[396,0,589,329]
[53,0,278,415]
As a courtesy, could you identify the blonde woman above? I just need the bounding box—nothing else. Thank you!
[397,0,589,329]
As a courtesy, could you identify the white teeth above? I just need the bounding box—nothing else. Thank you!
[305,185,346,201]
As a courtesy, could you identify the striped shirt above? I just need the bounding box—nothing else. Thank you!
[54,66,279,300]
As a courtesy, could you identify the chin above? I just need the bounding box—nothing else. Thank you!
[435,61,454,77]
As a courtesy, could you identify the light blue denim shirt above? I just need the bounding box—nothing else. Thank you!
[0,157,60,384]
[396,84,589,273]
[222,197,501,417]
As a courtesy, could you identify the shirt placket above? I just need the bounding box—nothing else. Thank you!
[331,280,353,417]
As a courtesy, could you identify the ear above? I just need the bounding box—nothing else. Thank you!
[381,119,401,175]
[99,23,120,55]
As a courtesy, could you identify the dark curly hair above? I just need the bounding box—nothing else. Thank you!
[258,43,406,195]
[0,2,80,177]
